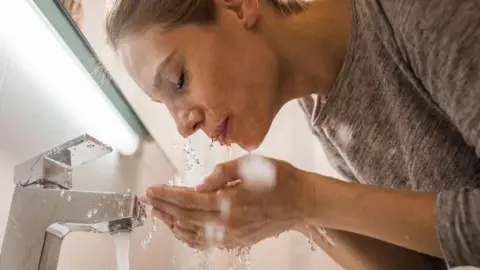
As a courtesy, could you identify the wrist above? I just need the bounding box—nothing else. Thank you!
[296,170,324,226]
[298,171,353,229]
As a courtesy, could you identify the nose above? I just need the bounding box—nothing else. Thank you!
[176,108,204,138]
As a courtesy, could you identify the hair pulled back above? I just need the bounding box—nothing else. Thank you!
[105,0,306,49]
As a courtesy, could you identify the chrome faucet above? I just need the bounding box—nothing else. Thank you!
[0,134,146,270]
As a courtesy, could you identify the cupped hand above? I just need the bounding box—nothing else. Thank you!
[141,155,314,250]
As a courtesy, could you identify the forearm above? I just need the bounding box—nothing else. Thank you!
[295,226,436,270]
[302,172,443,258]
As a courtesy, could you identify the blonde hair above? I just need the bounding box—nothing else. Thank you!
[105,0,307,49]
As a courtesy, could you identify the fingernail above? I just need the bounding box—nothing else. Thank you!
[146,188,154,197]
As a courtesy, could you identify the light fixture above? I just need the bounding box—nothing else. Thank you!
[2,0,140,155]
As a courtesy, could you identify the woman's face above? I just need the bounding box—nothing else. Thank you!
[118,4,283,150]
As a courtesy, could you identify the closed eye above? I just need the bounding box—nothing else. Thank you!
[176,70,185,90]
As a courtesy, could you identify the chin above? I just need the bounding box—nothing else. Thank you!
[236,132,268,152]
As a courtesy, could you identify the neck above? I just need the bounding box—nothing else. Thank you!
[263,0,352,105]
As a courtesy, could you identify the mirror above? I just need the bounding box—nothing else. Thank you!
[58,0,84,31]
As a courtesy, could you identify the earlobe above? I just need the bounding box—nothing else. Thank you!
[243,0,260,28]
[215,0,259,29]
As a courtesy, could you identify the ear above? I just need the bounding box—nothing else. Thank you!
[214,0,260,28]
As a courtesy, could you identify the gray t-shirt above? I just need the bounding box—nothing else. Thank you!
[299,0,480,268]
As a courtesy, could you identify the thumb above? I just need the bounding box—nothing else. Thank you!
[195,159,240,192]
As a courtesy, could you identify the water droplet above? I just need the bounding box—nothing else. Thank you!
[306,225,317,251]
[60,190,65,197]
[238,154,276,191]
[67,195,72,202]
[209,141,214,150]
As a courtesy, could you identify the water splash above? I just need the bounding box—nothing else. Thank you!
[227,249,235,270]
[237,247,252,270]
[307,226,317,251]
[317,227,335,247]
[194,250,211,270]
[141,217,157,249]
[85,208,98,219]
[238,154,276,191]
[306,225,335,250]
[183,139,201,171]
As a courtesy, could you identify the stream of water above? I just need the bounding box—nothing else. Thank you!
[113,232,131,270]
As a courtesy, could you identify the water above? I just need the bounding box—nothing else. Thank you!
[172,136,255,270]
[228,249,235,270]
[183,138,201,171]
[237,247,252,270]
[141,217,157,248]
[238,154,276,191]
[306,225,335,250]
[194,250,211,270]
[307,227,317,251]
[113,232,131,270]
[209,139,215,150]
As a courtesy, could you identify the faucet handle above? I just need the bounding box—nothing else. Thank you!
[14,134,113,188]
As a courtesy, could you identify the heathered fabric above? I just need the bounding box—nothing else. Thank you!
[299,0,480,268]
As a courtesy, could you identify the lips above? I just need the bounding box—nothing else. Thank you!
[213,117,230,145]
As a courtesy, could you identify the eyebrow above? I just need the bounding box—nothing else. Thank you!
[152,49,176,91]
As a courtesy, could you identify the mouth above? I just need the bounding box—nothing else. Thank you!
[213,117,230,145]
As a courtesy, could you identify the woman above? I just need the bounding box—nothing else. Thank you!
[105,0,480,269]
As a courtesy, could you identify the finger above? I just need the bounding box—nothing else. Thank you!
[151,209,200,232]
[172,224,235,250]
[172,226,206,249]
[195,159,241,192]
[146,185,219,211]
[151,198,219,226]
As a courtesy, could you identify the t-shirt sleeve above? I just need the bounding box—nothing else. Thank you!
[378,0,480,267]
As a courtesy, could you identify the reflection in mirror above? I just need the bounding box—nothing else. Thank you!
[59,0,84,31]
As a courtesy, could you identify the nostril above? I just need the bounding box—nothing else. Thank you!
[192,121,201,132]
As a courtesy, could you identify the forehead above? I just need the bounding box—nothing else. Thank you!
[117,27,176,91]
